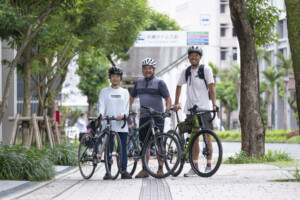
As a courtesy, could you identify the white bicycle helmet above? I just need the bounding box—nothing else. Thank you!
[142,58,156,68]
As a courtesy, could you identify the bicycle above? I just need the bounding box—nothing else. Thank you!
[166,105,222,177]
[126,105,182,178]
[78,115,126,180]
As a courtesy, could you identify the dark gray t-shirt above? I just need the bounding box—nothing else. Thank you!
[131,76,170,118]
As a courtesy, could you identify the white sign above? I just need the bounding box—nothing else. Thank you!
[135,31,187,47]
[200,14,210,25]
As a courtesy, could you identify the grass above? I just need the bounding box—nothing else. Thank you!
[224,150,300,182]
[216,129,300,143]
[223,150,293,164]
[0,142,78,181]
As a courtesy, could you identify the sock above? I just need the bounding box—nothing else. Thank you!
[158,165,163,170]
[207,160,212,167]
[193,160,198,169]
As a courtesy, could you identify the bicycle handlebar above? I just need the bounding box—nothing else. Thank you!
[141,105,169,118]
[88,114,127,129]
[187,105,219,123]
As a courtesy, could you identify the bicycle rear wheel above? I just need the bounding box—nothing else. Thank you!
[105,132,122,180]
[127,135,138,176]
[143,133,181,178]
[78,133,96,179]
[188,129,222,177]
[165,130,185,177]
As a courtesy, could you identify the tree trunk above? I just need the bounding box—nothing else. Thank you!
[285,0,300,130]
[225,105,231,130]
[229,0,265,157]
[22,43,32,146]
[283,79,288,130]
[88,100,94,118]
[267,93,273,130]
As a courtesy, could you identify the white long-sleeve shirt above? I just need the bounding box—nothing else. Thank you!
[98,86,129,132]
[77,117,87,133]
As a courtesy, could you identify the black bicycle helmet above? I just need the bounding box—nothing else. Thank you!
[142,58,156,68]
[108,66,123,76]
[188,46,203,56]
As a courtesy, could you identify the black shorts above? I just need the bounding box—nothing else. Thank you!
[139,116,164,146]
[187,112,213,130]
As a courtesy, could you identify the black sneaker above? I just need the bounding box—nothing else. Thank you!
[103,173,110,180]
[121,172,132,179]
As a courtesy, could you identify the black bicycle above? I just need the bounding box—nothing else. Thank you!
[126,105,182,178]
[167,105,223,177]
[78,115,126,179]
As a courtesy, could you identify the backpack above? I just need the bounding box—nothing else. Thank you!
[185,64,207,88]
[185,64,210,99]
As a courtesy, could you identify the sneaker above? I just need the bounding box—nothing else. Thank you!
[157,169,164,175]
[135,170,149,178]
[121,172,132,179]
[205,166,212,173]
[184,168,197,177]
[103,173,110,180]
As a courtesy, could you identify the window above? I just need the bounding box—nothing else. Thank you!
[232,28,237,37]
[277,20,284,38]
[221,28,226,37]
[220,4,225,13]
[221,48,227,60]
[220,24,228,37]
[232,47,237,60]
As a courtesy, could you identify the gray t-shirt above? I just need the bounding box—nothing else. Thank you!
[131,76,170,118]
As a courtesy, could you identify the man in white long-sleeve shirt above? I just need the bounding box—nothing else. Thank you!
[98,66,132,180]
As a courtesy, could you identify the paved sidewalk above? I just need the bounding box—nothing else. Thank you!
[0,164,299,200]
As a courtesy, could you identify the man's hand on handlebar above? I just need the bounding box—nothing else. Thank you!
[213,105,220,117]
[163,110,171,118]
[116,115,124,121]
[173,103,181,112]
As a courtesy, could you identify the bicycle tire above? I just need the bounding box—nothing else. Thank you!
[165,130,185,177]
[78,133,96,179]
[188,129,222,177]
[104,131,122,180]
[126,135,138,176]
[143,133,181,179]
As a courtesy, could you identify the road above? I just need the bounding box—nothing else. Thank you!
[222,142,300,159]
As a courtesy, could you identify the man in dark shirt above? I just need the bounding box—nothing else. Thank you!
[130,58,171,178]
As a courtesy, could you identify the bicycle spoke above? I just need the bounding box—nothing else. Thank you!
[78,133,96,179]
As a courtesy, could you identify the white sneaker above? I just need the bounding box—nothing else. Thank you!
[205,166,212,173]
[184,168,197,177]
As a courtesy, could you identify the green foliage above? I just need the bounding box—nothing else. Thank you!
[146,10,181,30]
[216,129,300,143]
[0,142,77,181]
[76,48,110,104]
[41,143,78,166]
[0,144,55,181]
[246,0,282,46]
[59,106,82,127]
[224,150,293,164]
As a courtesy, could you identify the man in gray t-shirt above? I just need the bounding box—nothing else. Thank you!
[130,58,171,178]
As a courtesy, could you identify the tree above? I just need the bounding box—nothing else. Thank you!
[229,0,281,157]
[76,49,110,117]
[0,0,66,126]
[276,53,293,130]
[284,0,300,131]
[216,64,239,130]
[146,10,181,31]
[262,67,285,129]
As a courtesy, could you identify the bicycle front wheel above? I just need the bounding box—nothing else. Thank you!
[127,135,138,176]
[143,133,181,178]
[165,130,185,177]
[104,132,122,180]
[188,129,222,177]
[78,133,96,179]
